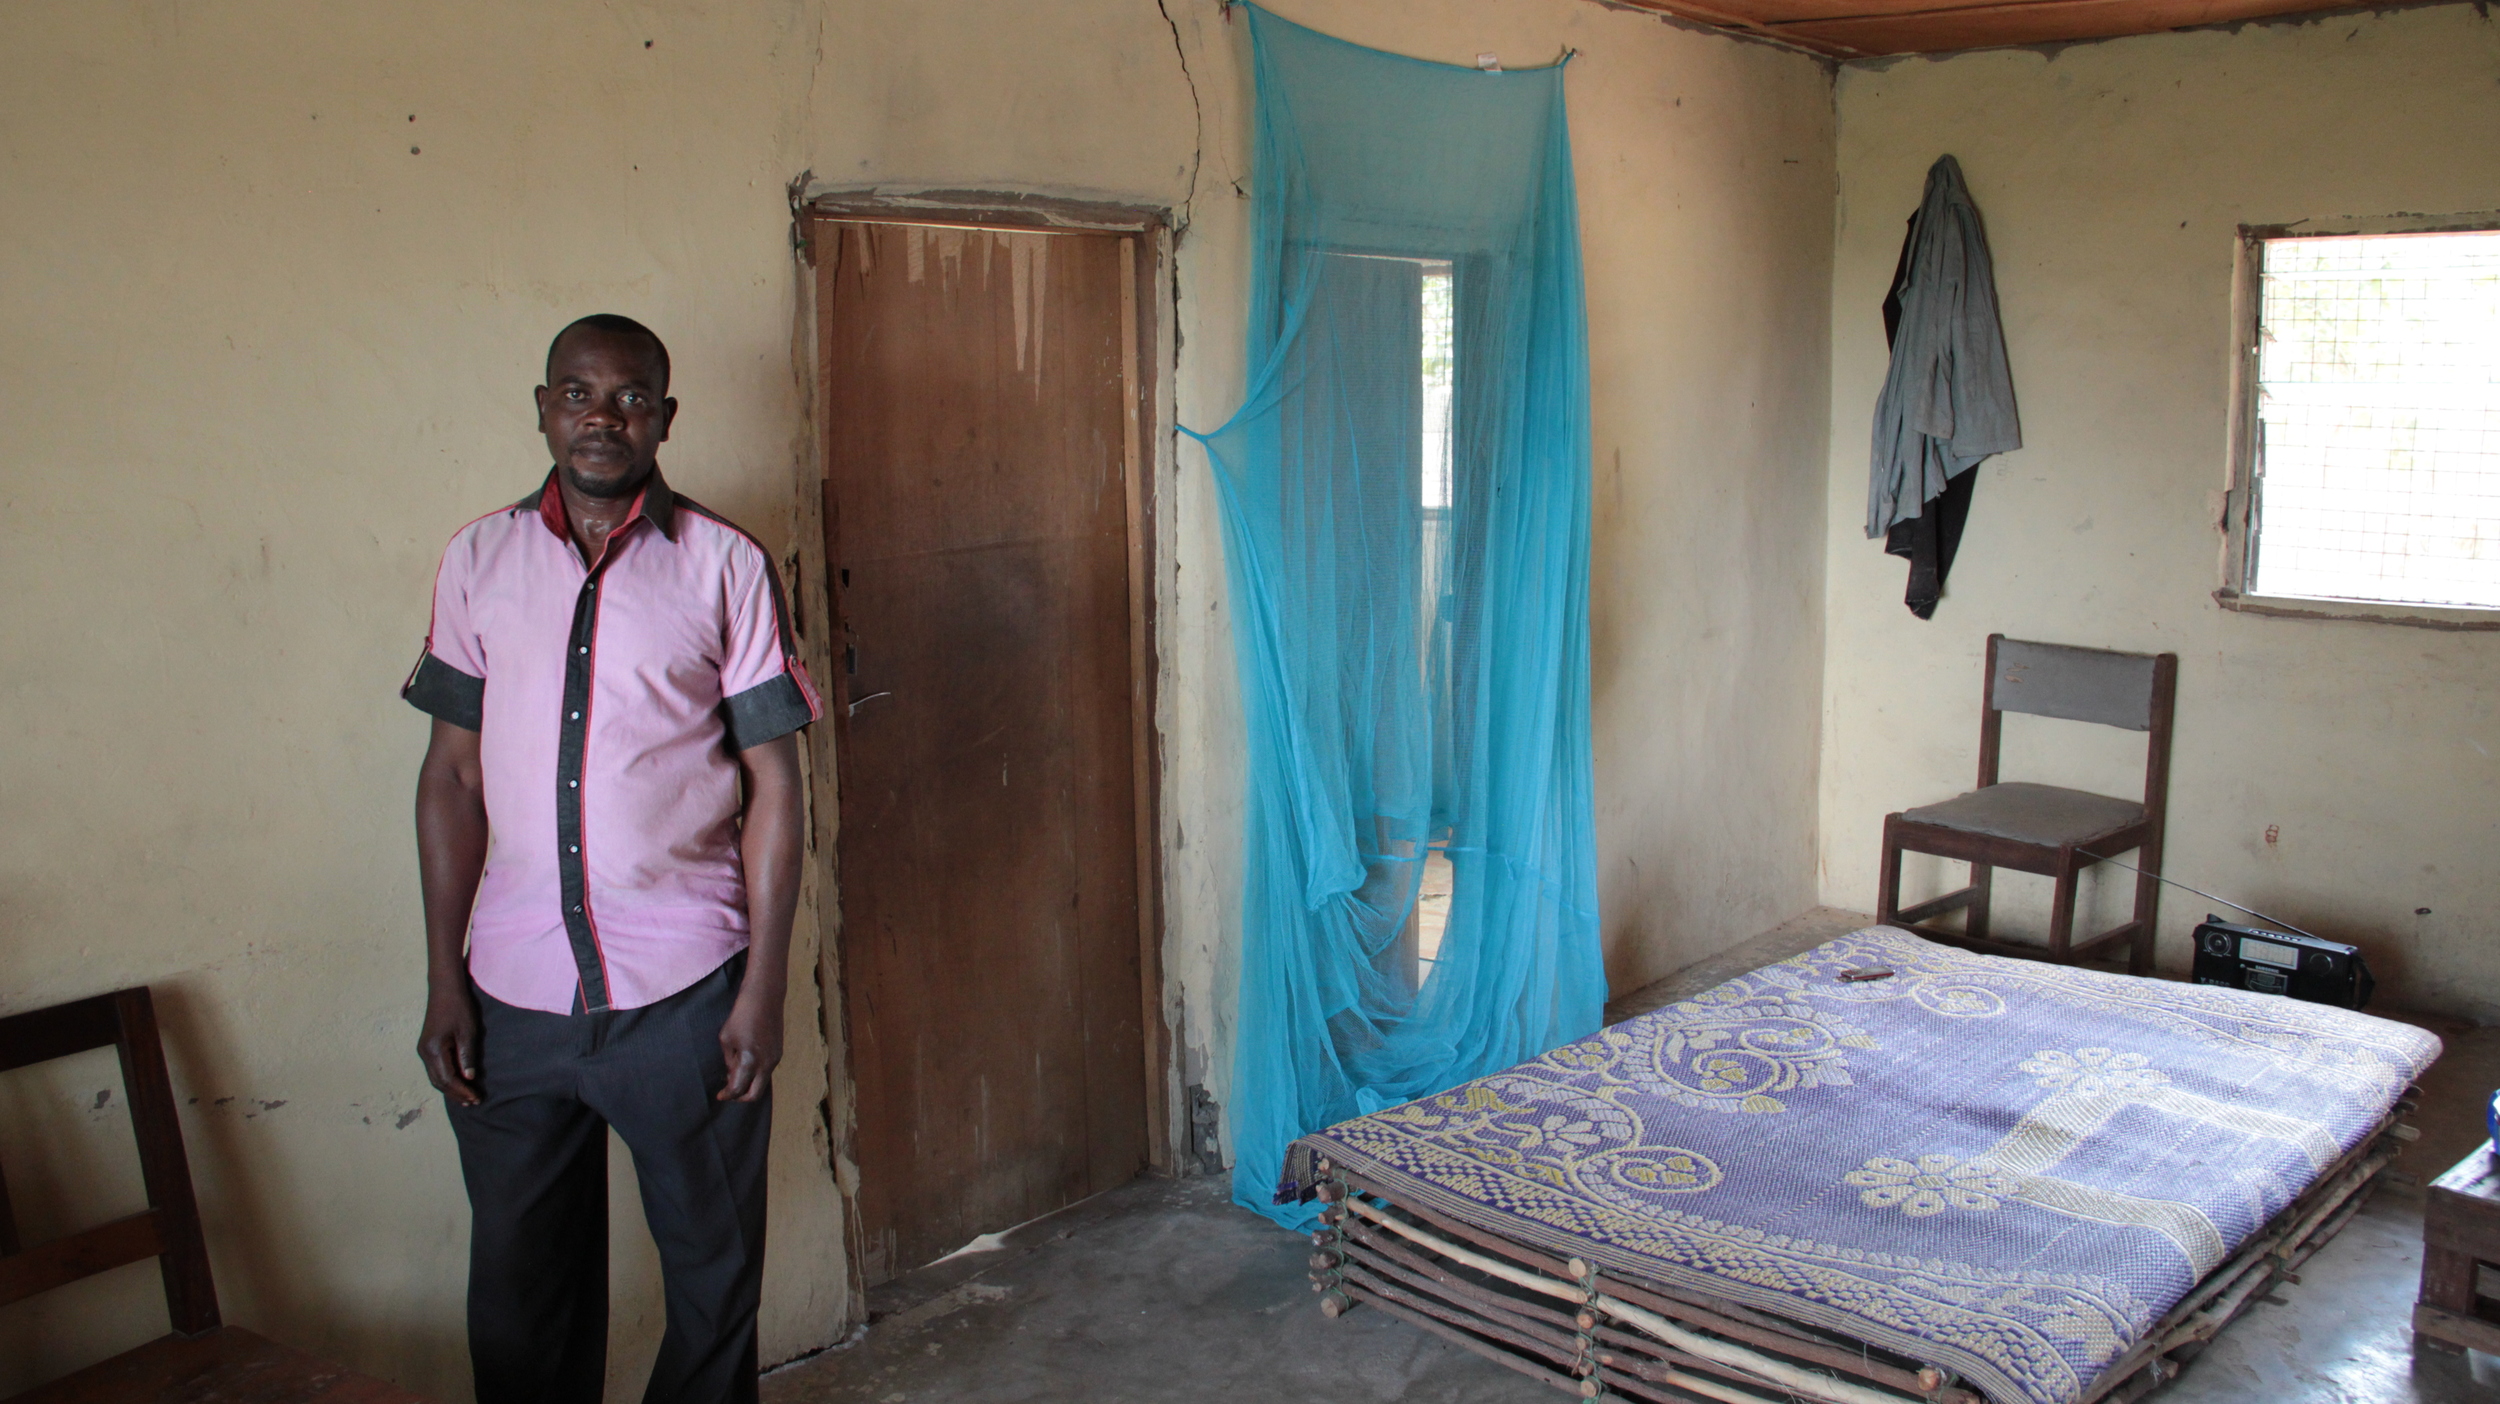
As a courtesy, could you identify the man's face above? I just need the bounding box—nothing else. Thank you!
[535,330,675,499]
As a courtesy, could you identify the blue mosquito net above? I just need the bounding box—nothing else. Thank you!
[1182,6,1606,1228]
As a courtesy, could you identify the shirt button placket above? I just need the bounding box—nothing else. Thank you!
[561,564,604,1009]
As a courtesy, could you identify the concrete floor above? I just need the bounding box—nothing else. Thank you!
[766,912,2500,1404]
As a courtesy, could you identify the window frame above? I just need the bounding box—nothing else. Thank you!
[2218,210,2500,631]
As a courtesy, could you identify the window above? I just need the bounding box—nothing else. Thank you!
[2229,223,2500,616]
[1420,261,1455,512]
[1416,259,1455,971]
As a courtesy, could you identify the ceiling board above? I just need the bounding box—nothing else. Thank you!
[1609,0,2365,55]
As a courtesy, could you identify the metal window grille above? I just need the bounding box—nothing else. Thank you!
[2252,230,2500,609]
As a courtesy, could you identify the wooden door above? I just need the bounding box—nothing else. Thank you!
[817,220,1155,1284]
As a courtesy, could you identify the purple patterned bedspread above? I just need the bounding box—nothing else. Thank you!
[1289,926,2440,1404]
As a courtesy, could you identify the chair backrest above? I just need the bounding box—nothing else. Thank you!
[1990,637,2164,731]
[0,986,221,1335]
[1979,634,2178,810]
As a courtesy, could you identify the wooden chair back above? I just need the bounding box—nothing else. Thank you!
[0,987,220,1335]
[1977,633,2178,811]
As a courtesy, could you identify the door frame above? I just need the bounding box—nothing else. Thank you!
[796,191,1182,1284]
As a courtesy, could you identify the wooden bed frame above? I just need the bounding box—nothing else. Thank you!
[1303,1100,2417,1404]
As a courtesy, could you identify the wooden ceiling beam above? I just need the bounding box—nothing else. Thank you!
[1602,0,1870,55]
[1774,0,2346,51]
[1604,0,2361,55]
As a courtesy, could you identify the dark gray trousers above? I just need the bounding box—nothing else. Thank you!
[450,953,768,1404]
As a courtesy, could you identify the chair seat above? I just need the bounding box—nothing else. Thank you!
[4,1326,426,1404]
[1899,781,2144,849]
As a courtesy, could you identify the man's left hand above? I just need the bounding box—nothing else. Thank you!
[718,993,783,1102]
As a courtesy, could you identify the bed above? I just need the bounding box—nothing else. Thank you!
[1284,925,2441,1404]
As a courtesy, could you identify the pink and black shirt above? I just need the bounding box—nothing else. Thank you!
[404,469,822,1015]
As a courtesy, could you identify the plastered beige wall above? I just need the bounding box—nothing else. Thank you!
[0,0,1833,1396]
[1563,16,1834,998]
[1818,4,2500,1016]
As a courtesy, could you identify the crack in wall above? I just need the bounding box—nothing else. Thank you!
[1156,0,1206,237]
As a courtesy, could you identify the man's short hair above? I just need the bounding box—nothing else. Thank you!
[546,314,670,392]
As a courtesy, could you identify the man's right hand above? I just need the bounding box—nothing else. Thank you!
[418,984,483,1106]
[415,717,490,1107]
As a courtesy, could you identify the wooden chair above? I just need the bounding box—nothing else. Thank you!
[1,986,426,1403]
[1877,634,2177,974]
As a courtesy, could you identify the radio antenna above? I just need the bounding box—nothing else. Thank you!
[2077,850,2325,943]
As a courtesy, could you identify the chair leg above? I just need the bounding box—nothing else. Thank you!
[1967,863,1993,942]
[2128,865,2160,977]
[2047,851,2081,960]
[1877,817,1904,926]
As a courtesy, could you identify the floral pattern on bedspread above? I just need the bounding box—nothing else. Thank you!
[1290,926,2441,1404]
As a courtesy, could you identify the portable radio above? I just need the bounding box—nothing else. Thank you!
[2189,915,2374,1009]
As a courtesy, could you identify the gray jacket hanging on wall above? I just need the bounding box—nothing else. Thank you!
[1866,154,2020,619]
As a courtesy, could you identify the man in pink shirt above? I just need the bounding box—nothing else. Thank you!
[405,315,819,1404]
